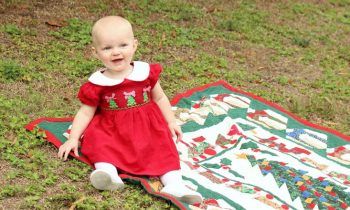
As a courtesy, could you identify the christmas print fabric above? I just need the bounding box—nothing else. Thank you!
[171,82,350,210]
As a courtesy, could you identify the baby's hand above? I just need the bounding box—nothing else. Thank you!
[57,139,79,161]
[168,122,183,143]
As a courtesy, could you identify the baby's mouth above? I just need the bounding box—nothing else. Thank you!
[112,58,123,63]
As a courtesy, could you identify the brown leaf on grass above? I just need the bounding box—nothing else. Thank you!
[76,6,88,13]
[257,66,266,70]
[69,196,86,210]
[158,32,166,49]
[206,72,217,78]
[254,79,264,84]
[26,150,33,158]
[129,2,138,10]
[45,19,67,27]
[63,97,70,102]
[171,30,177,38]
[181,76,191,81]
[5,131,17,145]
[205,7,216,13]
[204,6,223,13]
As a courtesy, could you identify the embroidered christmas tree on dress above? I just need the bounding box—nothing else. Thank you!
[143,86,151,103]
[124,91,136,107]
[105,93,118,109]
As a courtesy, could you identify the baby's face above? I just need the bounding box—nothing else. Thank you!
[93,21,137,74]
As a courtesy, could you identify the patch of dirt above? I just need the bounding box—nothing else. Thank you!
[1,0,96,28]
[0,2,100,207]
[0,143,93,209]
[0,159,24,209]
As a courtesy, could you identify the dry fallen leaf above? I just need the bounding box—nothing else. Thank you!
[45,19,67,27]
[69,196,86,210]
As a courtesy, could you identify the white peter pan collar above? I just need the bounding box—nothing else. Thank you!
[88,61,150,86]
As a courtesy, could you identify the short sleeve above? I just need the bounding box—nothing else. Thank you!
[77,82,100,106]
[149,63,162,89]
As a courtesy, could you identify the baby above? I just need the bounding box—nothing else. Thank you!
[57,16,202,204]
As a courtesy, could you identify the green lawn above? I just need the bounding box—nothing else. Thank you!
[1,0,349,209]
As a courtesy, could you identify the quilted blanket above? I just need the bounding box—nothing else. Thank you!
[26,81,350,210]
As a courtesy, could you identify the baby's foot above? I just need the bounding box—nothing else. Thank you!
[90,169,124,191]
[160,184,203,204]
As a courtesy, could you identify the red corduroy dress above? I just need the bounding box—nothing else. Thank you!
[78,61,180,176]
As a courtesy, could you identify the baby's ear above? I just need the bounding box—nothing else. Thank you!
[133,39,138,49]
[91,46,98,58]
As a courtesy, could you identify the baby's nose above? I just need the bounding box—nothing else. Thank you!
[112,48,121,55]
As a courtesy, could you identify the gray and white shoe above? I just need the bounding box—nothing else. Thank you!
[161,184,203,204]
[90,169,124,191]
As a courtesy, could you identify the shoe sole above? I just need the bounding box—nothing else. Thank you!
[90,170,124,191]
[161,185,203,204]
[174,194,203,204]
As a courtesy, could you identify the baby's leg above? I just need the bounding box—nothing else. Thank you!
[160,170,203,204]
[90,162,124,191]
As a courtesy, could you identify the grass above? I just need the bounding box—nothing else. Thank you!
[1,0,349,209]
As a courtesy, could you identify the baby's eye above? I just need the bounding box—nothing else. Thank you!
[103,46,112,50]
[120,43,128,47]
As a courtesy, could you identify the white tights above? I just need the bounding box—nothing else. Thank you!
[94,162,182,186]
[92,162,202,203]
[160,169,183,186]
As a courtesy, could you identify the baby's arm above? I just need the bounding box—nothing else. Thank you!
[58,104,97,160]
[152,82,182,142]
